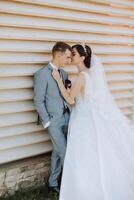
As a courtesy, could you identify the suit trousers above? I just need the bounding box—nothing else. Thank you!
[47,111,69,187]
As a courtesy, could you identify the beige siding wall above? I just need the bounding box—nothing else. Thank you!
[0,0,134,164]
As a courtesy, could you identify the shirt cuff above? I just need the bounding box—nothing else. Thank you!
[42,121,50,129]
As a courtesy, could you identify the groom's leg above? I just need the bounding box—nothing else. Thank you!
[49,150,61,187]
[48,125,66,187]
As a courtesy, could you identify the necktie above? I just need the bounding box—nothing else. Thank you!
[57,69,68,109]
[58,69,60,74]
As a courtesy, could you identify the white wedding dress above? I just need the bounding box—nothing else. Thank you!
[59,55,134,200]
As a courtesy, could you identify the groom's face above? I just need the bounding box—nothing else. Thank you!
[59,49,72,66]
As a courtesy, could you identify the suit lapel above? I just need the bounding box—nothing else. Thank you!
[47,63,71,112]
[48,64,65,84]
[47,63,53,71]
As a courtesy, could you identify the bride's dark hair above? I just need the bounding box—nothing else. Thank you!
[72,44,92,68]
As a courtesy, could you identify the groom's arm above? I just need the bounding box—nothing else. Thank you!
[34,69,50,127]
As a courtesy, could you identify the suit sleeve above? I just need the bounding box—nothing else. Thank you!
[34,70,50,125]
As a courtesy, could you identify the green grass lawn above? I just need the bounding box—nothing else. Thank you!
[0,185,59,200]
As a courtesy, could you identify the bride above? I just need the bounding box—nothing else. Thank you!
[52,44,134,200]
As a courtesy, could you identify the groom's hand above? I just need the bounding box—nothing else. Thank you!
[52,69,61,82]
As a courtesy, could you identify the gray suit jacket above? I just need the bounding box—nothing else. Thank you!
[34,63,71,126]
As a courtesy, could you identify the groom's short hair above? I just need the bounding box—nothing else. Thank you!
[52,42,72,56]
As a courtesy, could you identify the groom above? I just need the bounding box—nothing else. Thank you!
[34,42,72,193]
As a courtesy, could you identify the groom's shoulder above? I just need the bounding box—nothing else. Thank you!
[34,64,50,77]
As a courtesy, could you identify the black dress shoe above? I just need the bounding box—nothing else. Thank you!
[48,186,60,194]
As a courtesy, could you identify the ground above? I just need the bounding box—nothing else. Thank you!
[0,185,59,200]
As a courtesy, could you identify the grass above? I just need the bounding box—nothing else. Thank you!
[0,185,59,200]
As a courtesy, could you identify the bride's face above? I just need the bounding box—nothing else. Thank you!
[72,48,81,66]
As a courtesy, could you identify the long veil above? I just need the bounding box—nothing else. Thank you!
[87,54,134,184]
[88,54,133,126]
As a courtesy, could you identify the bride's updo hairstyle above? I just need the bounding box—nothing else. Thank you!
[72,44,92,68]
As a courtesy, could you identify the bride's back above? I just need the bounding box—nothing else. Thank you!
[73,71,92,117]
[76,71,91,103]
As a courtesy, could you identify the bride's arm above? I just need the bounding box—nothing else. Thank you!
[52,69,84,105]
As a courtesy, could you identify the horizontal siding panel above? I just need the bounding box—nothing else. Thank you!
[107,74,134,82]
[93,46,134,55]
[122,108,133,116]
[0,40,52,52]
[94,44,134,55]
[0,142,52,164]
[0,123,44,138]
[0,131,50,150]
[0,101,35,115]
[0,77,33,89]
[0,1,134,26]
[0,89,33,102]
[0,64,41,77]
[101,56,134,63]
[0,53,50,64]
[0,27,134,45]
[112,91,134,100]
[116,99,133,109]
[0,13,134,36]
[109,83,134,91]
[88,0,134,7]
[11,0,134,17]
[0,112,37,128]
[105,65,134,72]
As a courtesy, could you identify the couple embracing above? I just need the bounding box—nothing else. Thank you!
[34,42,134,200]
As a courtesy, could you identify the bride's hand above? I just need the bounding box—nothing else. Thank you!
[67,87,71,93]
[52,69,61,82]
